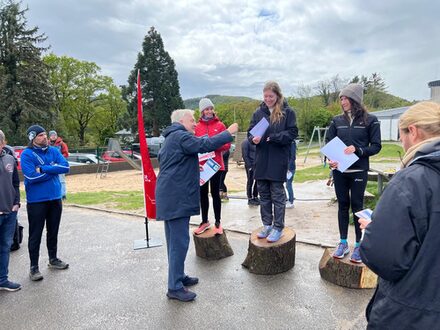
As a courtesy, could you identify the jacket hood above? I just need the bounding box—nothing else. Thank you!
[163,122,187,137]
[412,139,440,173]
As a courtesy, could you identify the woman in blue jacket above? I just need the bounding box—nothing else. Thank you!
[247,81,298,243]
[326,83,381,263]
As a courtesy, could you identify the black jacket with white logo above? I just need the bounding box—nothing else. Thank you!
[326,113,382,171]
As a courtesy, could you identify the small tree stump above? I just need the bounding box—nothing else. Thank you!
[319,248,378,289]
[242,227,296,275]
[193,228,234,260]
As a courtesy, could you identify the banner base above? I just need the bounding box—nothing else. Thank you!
[133,238,162,250]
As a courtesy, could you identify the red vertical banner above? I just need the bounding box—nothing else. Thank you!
[137,69,157,219]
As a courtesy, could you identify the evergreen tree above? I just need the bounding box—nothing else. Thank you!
[122,27,184,137]
[0,1,54,144]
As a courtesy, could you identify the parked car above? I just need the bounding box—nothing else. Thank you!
[67,153,104,164]
[12,146,26,170]
[101,150,141,162]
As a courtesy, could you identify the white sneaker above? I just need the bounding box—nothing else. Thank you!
[285,201,294,209]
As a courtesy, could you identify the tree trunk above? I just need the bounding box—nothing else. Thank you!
[193,228,234,260]
[242,227,296,275]
[319,248,378,289]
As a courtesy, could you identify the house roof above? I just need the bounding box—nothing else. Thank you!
[372,106,409,119]
[115,129,133,135]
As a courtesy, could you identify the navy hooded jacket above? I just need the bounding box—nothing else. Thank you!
[155,122,233,221]
[360,139,440,329]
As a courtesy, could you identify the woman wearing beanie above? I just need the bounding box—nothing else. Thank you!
[247,81,298,243]
[325,83,382,263]
[194,98,231,235]
[359,101,440,328]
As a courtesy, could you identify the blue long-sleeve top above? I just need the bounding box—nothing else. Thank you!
[21,145,70,203]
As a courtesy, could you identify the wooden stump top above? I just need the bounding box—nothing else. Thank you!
[250,227,296,247]
[192,227,216,238]
[319,248,378,289]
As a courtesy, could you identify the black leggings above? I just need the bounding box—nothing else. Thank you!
[200,171,222,224]
[333,170,368,242]
[27,199,63,267]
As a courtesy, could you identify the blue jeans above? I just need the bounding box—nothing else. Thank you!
[286,170,295,203]
[164,217,190,290]
[0,212,16,284]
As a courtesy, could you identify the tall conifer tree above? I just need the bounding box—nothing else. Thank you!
[122,27,184,137]
[0,1,54,144]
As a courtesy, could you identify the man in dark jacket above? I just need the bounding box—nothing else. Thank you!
[241,139,259,205]
[156,109,238,302]
[0,130,21,292]
[21,125,70,281]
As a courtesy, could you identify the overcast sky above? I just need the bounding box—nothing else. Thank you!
[25,0,440,101]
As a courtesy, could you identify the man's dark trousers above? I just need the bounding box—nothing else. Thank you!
[164,216,190,291]
[27,199,63,267]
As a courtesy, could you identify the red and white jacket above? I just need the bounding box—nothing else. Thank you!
[195,116,230,171]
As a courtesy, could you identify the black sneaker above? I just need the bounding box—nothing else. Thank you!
[48,258,69,270]
[29,267,44,281]
[182,276,199,287]
[166,287,196,302]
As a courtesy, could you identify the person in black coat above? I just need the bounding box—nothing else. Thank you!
[247,81,298,243]
[241,139,259,205]
[156,109,237,302]
[325,83,381,263]
[359,101,440,329]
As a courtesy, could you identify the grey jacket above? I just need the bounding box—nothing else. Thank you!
[0,149,20,213]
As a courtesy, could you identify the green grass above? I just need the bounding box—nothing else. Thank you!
[295,165,330,183]
[68,191,144,210]
[371,143,404,160]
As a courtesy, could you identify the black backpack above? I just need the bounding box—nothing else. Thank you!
[10,218,23,252]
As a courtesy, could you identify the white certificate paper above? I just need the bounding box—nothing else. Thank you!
[320,137,359,173]
[249,117,269,137]
[200,158,221,186]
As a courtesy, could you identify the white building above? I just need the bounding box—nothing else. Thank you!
[374,79,440,141]
[374,106,409,141]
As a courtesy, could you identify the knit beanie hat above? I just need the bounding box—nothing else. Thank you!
[49,130,58,138]
[339,83,364,105]
[27,125,46,141]
[199,98,215,113]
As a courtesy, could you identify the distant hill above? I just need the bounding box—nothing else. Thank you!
[184,95,258,109]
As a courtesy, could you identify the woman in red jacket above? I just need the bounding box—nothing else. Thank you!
[194,98,231,235]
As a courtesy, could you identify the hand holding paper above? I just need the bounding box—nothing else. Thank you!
[249,117,269,138]
[320,137,359,172]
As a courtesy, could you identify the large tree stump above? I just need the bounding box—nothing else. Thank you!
[242,227,296,275]
[319,248,378,289]
[193,228,234,260]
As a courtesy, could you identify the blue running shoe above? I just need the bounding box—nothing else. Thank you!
[267,228,283,243]
[257,225,272,239]
[333,242,349,259]
[0,280,21,292]
[350,247,362,263]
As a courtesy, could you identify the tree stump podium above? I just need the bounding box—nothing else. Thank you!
[319,248,378,289]
[242,227,296,275]
[193,228,234,260]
